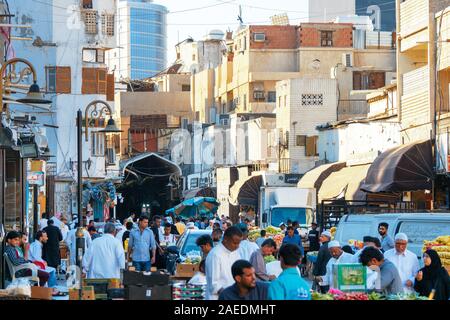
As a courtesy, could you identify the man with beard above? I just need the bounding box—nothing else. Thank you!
[378,222,394,252]
[219,260,269,300]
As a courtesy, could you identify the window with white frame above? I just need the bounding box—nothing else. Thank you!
[301,94,323,106]
[82,48,105,63]
[91,132,105,157]
[254,33,266,42]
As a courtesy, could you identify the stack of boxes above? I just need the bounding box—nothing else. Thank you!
[123,270,172,300]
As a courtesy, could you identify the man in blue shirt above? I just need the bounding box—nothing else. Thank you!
[268,244,311,300]
[282,226,304,257]
[219,260,269,300]
[127,215,156,272]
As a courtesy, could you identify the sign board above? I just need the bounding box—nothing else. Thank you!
[333,263,367,292]
[27,171,45,186]
[285,174,302,184]
[355,0,396,32]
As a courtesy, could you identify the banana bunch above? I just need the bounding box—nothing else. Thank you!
[435,236,450,245]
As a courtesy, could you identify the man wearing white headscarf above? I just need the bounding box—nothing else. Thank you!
[384,233,420,293]
[319,240,354,289]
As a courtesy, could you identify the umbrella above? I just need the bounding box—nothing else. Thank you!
[166,197,220,219]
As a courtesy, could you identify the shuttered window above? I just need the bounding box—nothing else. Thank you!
[305,136,319,157]
[82,68,98,94]
[46,66,71,93]
[97,69,107,94]
[82,68,112,96]
[106,73,115,101]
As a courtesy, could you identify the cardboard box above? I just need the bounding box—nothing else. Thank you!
[31,286,53,300]
[68,287,96,300]
[82,279,109,300]
[122,271,170,287]
[176,264,199,278]
[125,285,172,300]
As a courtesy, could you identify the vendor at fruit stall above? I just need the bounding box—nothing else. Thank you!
[249,239,278,282]
[279,223,286,233]
[318,241,354,289]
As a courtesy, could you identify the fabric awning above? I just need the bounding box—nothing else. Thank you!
[297,162,346,190]
[229,174,263,206]
[318,164,371,202]
[183,187,217,200]
[360,139,433,193]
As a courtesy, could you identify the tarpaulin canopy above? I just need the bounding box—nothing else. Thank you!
[166,197,219,219]
[297,162,346,190]
[360,140,433,193]
[318,164,371,202]
[183,187,217,200]
[229,174,263,206]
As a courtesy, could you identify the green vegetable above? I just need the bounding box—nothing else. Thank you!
[264,255,277,264]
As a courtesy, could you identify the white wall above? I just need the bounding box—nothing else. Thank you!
[308,0,355,22]
[318,121,402,165]
[277,78,338,173]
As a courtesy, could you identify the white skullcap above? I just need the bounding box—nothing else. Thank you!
[328,240,341,248]
[395,233,408,242]
[186,222,195,228]
[321,231,332,238]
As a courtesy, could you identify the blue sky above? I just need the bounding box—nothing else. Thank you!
[161,0,310,64]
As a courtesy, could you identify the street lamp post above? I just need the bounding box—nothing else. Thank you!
[75,100,121,272]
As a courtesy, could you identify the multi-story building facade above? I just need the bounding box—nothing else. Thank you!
[10,0,120,222]
[396,0,450,207]
[108,0,167,80]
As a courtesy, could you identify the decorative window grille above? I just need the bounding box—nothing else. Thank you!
[82,10,98,34]
[301,94,323,106]
[101,13,115,36]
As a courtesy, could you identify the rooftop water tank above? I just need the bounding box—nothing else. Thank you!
[205,29,225,41]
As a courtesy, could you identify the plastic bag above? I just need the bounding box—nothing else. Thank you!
[7,278,31,297]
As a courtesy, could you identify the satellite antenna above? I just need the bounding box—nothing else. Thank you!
[237,5,243,25]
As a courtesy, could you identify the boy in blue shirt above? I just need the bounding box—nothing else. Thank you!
[268,243,311,300]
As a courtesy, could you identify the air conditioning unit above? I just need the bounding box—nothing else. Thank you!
[254,33,266,42]
[253,91,265,100]
[342,53,353,68]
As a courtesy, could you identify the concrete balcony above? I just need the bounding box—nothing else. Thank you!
[400,0,429,38]
[248,102,276,113]
[401,66,430,128]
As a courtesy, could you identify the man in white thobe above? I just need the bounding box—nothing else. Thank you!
[236,223,259,261]
[384,233,420,294]
[205,226,243,300]
[66,226,92,265]
[28,230,57,288]
[83,223,125,279]
[320,241,355,289]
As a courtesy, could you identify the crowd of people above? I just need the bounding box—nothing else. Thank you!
[3,212,450,300]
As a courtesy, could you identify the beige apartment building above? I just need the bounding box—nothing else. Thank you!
[212,22,396,124]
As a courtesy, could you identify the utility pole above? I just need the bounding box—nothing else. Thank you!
[76,110,85,295]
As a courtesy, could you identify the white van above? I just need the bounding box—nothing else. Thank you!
[333,213,450,263]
